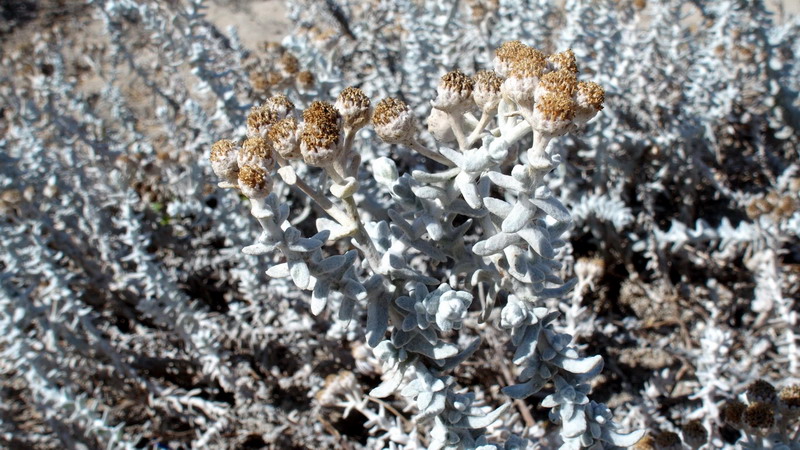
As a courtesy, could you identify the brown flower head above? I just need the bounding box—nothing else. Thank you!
[547,49,578,74]
[681,420,707,449]
[247,104,279,138]
[296,70,315,90]
[210,139,239,184]
[746,379,777,404]
[335,87,372,131]
[432,69,474,112]
[743,402,775,429]
[575,81,605,124]
[372,97,416,144]
[536,69,578,98]
[238,164,273,199]
[265,94,295,120]
[300,101,342,166]
[238,137,274,170]
[653,431,681,450]
[720,399,746,428]
[779,384,800,417]
[473,70,503,105]
[279,52,299,75]
[532,91,576,135]
[269,117,301,159]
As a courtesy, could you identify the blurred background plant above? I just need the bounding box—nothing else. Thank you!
[1,0,798,448]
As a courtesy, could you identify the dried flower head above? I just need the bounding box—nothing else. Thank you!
[238,164,273,199]
[720,399,746,427]
[547,49,578,74]
[681,420,707,449]
[743,402,775,429]
[501,49,546,108]
[532,91,577,136]
[631,434,655,450]
[779,384,800,417]
[238,137,274,170]
[653,431,682,450]
[300,101,342,166]
[372,97,416,144]
[210,139,239,184]
[250,72,270,92]
[269,116,301,159]
[432,69,474,112]
[575,81,605,124]
[279,52,299,75]
[494,40,530,76]
[536,69,578,98]
[472,70,503,111]
[265,94,295,119]
[316,371,358,407]
[746,379,777,404]
[335,87,371,131]
[247,104,279,138]
[296,70,315,90]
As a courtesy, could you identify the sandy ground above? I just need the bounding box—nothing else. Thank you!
[205,0,290,46]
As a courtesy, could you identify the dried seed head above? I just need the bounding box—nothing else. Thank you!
[744,402,775,429]
[779,384,800,417]
[250,72,270,92]
[501,49,546,107]
[210,139,239,184]
[372,97,416,144]
[432,70,474,112]
[265,94,295,119]
[316,371,358,407]
[537,69,578,98]
[720,400,746,427]
[335,87,372,131]
[238,137,274,169]
[238,164,273,199]
[494,40,530,76]
[296,70,315,90]
[681,420,707,449]
[279,52,299,75]
[300,101,342,166]
[746,379,777,404]
[269,117,301,159]
[547,49,578,74]
[653,431,681,450]
[532,91,576,135]
[575,81,605,124]
[247,104,279,138]
[472,70,504,111]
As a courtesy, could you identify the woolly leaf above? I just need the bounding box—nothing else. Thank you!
[531,197,571,223]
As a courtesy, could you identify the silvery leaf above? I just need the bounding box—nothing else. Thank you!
[311,281,329,315]
[366,295,389,347]
[487,171,525,191]
[502,199,536,233]
[343,279,366,300]
[289,260,310,289]
[602,429,647,448]
[265,263,290,278]
[483,197,512,218]
[412,167,460,183]
[473,232,519,256]
[416,392,447,422]
[556,355,604,376]
[561,407,587,438]
[455,403,510,429]
[370,367,405,398]
[338,297,355,322]
[439,338,481,372]
[531,197,571,223]
[517,227,554,259]
[288,237,324,252]
[502,378,546,399]
[242,243,272,255]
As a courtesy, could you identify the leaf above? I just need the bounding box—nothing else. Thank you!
[370,368,405,398]
[483,197,512,218]
[289,260,310,289]
[602,429,646,448]
[487,171,525,191]
[265,263,289,278]
[517,226,555,259]
[561,407,587,438]
[456,403,510,429]
[531,197,571,223]
[311,281,329,315]
[472,232,519,256]
[242,243,272,256]
[366,296,389,347]
[557,355,604,376]
[502,378,546,399]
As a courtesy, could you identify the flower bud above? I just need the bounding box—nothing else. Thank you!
[210,139,239,184]
[547,49,578,74]
[472,70,503,112]
[335,86,371,131]
[531,91,576,136]
[574,81,605,125]
[372,97,416,144]
[238,164,273,199]
[432,69,474,113]
[300,101,342,166]
[269,116,301,159]
[247,104,279,138]
[238,137,274,170]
